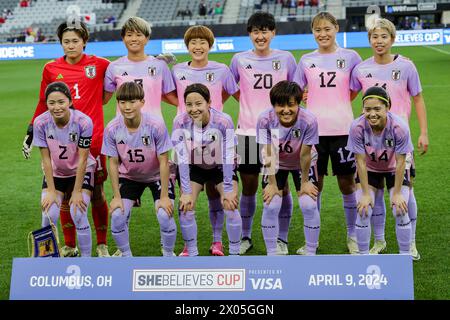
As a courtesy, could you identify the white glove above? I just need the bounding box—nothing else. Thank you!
[22,134,33,159]
[156,52,177,66]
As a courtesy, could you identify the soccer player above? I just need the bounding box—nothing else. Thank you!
[171,83,242,256]
[257,81,320,255]
[33,82,96,257]
[104,16,177,118]
[350,18,428,260]
[230,12,297,255]
[102,82,176,257]
[293,12,362,254]
[23,21,110,257]
[172,25,239,256]
[347,86,413,255]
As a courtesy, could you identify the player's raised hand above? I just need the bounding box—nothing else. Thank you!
[357,193,374,217]
[109,196,124,214]
[41,190,60,213]
[69,190,87,217]
[22,134,33,159]
[157,197,174,217]
[418,133,429,155]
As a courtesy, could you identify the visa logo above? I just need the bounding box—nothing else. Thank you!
[250,278,283,290]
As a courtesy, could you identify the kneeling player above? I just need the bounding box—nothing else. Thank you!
[347,86,413,255]
[102,82,176,257]
[172,83,242,256]
[33,82,96,257]
[257,81,320,256]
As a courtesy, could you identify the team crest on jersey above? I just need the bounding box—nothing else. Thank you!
[148,67,156,77]
[272,60,281,71]
[206,72,215,82]
[142,134,151,146]
[69,132,78,143]
[207,132,217,141]
[336,59,346,69]
[392,69,401,81]
[292,129,301,138]
[84,66,96,79]
[385,137,395,148]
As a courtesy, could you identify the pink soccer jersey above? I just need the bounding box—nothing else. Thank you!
[172,61,239,115]
[350,55,422,123]
[33,109,96,177]
[101,112,173,183]
[171,108,237,193]
[294,47,362,136]
[256,107,319,170]
[347,113,413,173]
[104,55,176,119]
[230,49,297,136]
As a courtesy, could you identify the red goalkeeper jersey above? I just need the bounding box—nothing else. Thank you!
[31,54,110,156]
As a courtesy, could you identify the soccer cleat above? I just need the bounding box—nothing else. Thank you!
[276,239,289,255]
[239,237,253,255]
[112,249,122,257]
[60,245,79,257]
[347,236,359,255]
[296,245,317,256]
[179,244,189,257]
[369,240,387,254]
[209,242,224,256]
[410,241,421,261]
[96,244,110,257]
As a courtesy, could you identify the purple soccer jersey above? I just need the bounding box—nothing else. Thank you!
[230,49,297,136]
[350,55,422,123]
[294,47,362,136]
[172,61,239,115]
[101,112,173,183]
[171,108,237,193]
[33,109,96,177]
[104,55,176,118]
[347,113,413,173]
[256,107,319,170]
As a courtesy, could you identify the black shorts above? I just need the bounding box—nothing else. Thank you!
[189,165,239,186]
[406,152,416,178]
[262,166,319,191]
[42,172,94,193]
[119,178,176,201]
[316,135,356,176]
[236,135,263,174]
[355,170,411,190]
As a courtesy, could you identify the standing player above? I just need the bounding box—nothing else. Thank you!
[172,25,239,256]
[33,82,96,257]
[293,12,362,254]
[350,18,428,260]
[347,86,413,255]
[103,16,177,118]
[22,21,110,257]
[102,82,176,257]
[172,84,242,256]
[257,81,320,255]
[230,12,297,255]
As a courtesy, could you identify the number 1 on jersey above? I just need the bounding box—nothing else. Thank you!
[73,83,81,99]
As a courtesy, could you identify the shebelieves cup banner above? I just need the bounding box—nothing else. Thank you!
[10,255,413,300]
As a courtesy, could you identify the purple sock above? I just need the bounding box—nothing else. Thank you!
[343,192,357,238]
[371,188,386,242]
[408,188,417,242]
[355,189,374,254]
[209,197,224,242]
[179,210,198,256]
[298,195,320,255]
[111,199,134,257]
[70,192,92,257]
[224,209,242,255]
[278,193,293,243]
[390,187,411,254]
[316,191,322,213]
[261,195,282,255]
[240,194,256,239]
[156,202,177,257]
[41,191,62,230]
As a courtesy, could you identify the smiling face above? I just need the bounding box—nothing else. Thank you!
[188,37,210,65]
[118,98,144,121]
[370,27,395,57]
[185,92,211,125]
[312,18,338,51]
[249,27,275,55]
[274,96,299,127]
[61,31,85,63]
[363,97,388,131]
[122,29,149,55]
[46,91,71,124]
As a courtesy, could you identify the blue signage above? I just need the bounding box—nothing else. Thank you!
[1,28,449,61]
[10,255,414,300]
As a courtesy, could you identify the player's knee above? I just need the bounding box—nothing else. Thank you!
[299,195,317,214]
[263,196,282,215]
[111,208,126,231]
[225,209,241,222]
[355,214,370,228]
[179,210,195,223]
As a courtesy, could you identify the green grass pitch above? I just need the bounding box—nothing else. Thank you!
[0,45,449,299]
